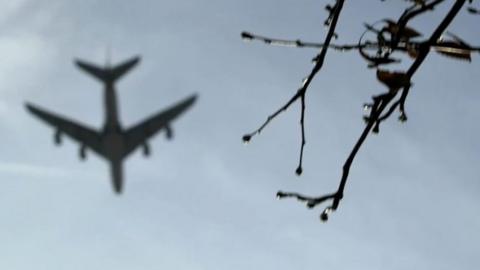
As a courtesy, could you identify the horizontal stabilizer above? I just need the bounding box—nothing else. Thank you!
[75,56,141,83]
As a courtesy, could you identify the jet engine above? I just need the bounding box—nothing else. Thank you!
[165,125,173,140]
[54,130,62,145]
[142,142,150,157]
[79,144,87,160]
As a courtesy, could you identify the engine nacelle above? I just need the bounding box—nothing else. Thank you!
[142,142,150,157]
[165,125,173,140]
[54,130,62,145]
[79,145,87,161]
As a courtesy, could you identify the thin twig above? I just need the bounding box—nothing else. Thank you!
[243,0,346,175]
[384,0,446,57]
[332,0,467,216]
[242,90,302,142]
[399,0,445,23]
[241,31,480,57]
[378,99,401,122]
[468,7,479,14]
[241,31,373,51]
[297,96,306,175]
[277,0,467,221]
[276,191,336,208]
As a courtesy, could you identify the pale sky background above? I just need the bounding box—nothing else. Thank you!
[0,1,479,269]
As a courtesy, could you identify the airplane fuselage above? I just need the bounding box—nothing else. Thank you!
[104,81,120,130]
[102,81,125,160]
[101,80,126,193]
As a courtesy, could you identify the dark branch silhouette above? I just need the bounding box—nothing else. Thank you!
[242,0,476,221]
[467,6,479,15]
[240,32,479,64]
[242,0,346,176]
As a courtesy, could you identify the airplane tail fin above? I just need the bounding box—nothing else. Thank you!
[75,56,141,84]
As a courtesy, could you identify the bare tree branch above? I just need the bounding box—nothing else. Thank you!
[241,31,373,51]
[241,31,479,62]
[242,0,346,176]
[467,7,479,14]
[242,0,476,222]
[276,0,468,222]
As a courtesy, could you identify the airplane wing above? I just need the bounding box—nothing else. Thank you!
[25,103,105,157]
[123,94,197,157]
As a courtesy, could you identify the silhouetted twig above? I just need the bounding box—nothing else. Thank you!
[241,31,373,51]
[467,7,479,14]
[242,0,346,176]
[242,0,476,222]
[275,0,468,221]
[241,31,479,63]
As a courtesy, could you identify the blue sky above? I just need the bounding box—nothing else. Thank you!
[0,1,479,269]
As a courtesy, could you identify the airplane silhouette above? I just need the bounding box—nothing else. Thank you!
[25,56,197,194]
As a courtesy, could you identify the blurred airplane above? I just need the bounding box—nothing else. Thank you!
[25,56,197,194]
